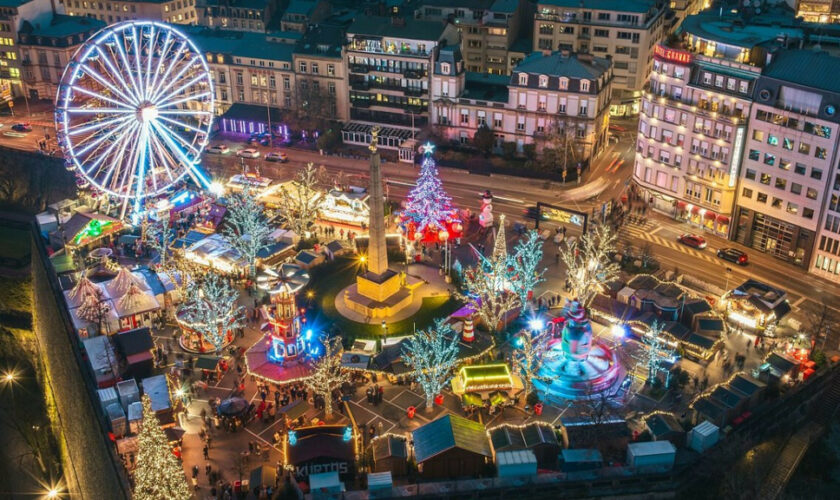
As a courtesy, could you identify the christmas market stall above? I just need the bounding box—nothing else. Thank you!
[723,280,791,334]
[50,211,122,252]
[411,414,492,479]
[450,364,524,408]
[63,275,118,337]
[284,425,356,483]
[319,187,370,230]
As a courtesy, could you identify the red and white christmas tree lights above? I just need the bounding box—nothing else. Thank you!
[398,143,462,244]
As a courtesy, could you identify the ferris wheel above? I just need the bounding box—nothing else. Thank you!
[55,21,215,217]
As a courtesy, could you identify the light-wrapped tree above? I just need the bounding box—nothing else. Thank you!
[302,336,346,419]
[402,318,460,412]
[133,395,191,500]
[178,273,245,354]
[559,222,620,308]
[277,163,325,238]
[223,186,272,278]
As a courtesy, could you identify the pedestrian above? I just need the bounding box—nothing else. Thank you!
[203,445,209,459]
[192,464,199,479]
[205,462,212,477]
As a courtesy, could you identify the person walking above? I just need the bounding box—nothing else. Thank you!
[203,444,209,460]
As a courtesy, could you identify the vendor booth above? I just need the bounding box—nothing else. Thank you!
[450,363,524,408]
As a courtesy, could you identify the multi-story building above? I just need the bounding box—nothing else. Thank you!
[65,0,197,25]
[185,26,296,133]
[196,0,281,32]
[279,0,329,33]
[414,0,531,75]
[0,0,56,101]
[18,14,105,101]
[633,41,757,238]
[796,0,840,24]
[670,0,705,25]
[736,50,840,273]
[431,48,612,162]
[532,0,667,116]
[292,23,348,121]
[345,15,459,148]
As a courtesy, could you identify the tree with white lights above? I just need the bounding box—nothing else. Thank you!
[145,214,173,269]
[133,395,191,500]
[633,321,676,388]
[76,287,112,335]
[509,230,547,306]
[402,318,460,412]
[303,336,345,419]
[459,215,521,332]
[278,162,324,238]
[223,186,272,278]
[512,331,551,399]
[559,222,620,308]
[400,144,456,237]
[178,273,245,354]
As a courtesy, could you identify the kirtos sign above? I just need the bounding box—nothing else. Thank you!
[653,45,692,65]
[293,461,350,479]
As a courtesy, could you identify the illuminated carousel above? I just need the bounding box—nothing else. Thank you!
[534,300,622,401]
[245,264,318,383]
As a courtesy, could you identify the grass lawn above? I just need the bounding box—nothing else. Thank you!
[0,226,30,260]
[304,257,461,342]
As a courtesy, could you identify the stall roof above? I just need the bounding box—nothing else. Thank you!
[114,327,153,356]
[372,435,407,461]
[767,352,798,373]
[627,440,676,456]
[711,386,745,409]
[645,413,684,438]
[195,356,220,371]
[412,414,492,463]
[286,425,354,465]
[729,374,766,397]
[561,448,602,463]
[693,397,726,421]
[497,449,537,466]
[142,375,171,413]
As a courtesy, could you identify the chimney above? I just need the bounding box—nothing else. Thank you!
[560,49,570,58]
[577,53,593,63]
[541,49,552,56]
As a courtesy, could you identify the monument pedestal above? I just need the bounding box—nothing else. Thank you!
[344,268,413,319]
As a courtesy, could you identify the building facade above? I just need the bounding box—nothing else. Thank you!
[18,14,106,101]
[0,0,56,101]
[633,43,758,237]
[196,0,280,33]
[796,0,840,24]
[431,48,612,162]
[64,0,198,24]
[279,0,329,33]
[533,0,667,116]
[344,15,459,147]
[291,24,348,121]
[735,50,840,275]
[414,0,530,75]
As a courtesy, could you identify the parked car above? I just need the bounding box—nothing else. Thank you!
[206,145,230,154]
[237,148,261,158]
[12,123,32,132]
[677,233,707,249]
[717,247,748,265]
[265,151,289,162]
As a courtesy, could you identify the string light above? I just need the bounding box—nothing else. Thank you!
[221,186,272,278]
[133,395,191,500]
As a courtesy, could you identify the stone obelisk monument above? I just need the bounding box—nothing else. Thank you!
[344,127,412,319]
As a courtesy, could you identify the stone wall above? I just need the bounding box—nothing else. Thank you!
[29,225,130,499]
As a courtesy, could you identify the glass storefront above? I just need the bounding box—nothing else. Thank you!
[733,207,812,267]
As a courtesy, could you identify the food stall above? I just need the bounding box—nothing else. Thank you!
[450,363,524,407]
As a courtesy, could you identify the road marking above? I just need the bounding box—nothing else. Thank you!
[792,297,807,308]
[650,226,662,236]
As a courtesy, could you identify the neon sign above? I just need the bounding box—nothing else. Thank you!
[653,45,692,65]
[729,125,746,187]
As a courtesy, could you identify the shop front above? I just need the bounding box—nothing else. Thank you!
[732,207,813,267]
[675,203,730,237]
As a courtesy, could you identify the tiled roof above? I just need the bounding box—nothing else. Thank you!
[348,16,449,41]
[538,0,655,14]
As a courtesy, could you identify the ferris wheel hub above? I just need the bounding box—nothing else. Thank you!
[138,104,158,123]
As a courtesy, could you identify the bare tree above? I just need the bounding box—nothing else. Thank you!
[277,163,325,238]
[805,298,839,351]
[560,222,620,308]
[303,336,346,419]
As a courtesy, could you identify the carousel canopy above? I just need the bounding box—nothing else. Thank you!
[105,267,150,299]
[113,282,160,318]
[257,263,311,295]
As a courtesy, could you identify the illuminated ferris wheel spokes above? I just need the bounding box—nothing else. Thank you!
[56,21,215,218]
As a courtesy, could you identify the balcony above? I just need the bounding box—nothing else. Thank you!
[348,42,430,59]
[403,69,426,79]
[404,87,426,97]
[350,64,370,74]
[351,99,371,108]
[350,80,370,91]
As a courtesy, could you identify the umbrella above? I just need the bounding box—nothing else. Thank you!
[257,263,311,296]
[218,397,249,417]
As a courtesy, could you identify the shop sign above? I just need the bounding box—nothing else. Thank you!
[653,45,692,65]
[545,208,585,226]
[293,462,349,479]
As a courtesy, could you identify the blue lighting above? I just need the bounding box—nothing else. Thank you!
[343,426,352,442]
[305,329,313,341]
[514,336,525,348]
[528,318,544,332]
[288,430,297,446]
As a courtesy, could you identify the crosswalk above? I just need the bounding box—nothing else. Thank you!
[620,222,721,265]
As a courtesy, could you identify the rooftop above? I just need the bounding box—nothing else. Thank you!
[348,16,449,41]
[202,0,268,8]
[763,49,840,94]
[463,72,509,103]
[515,51,611,80]
[21,15,105,38]
[538,0,657,14]
[183,27,295,62]
[294,24,344,58]
[285,0,317,16]
[678,7,803,50]
[412,414,492,462]
[416,0,496,9]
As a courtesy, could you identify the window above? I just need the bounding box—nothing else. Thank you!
[328,82,335,95]
[804,207,814,219]
[460,109,469,124]
[764,153,775,166]
[726,78,737,91]
[775,178,786,190]
[795,163,807,175]
[494,113,502,128]
[594,29,609,37]
[559,77,568,90]
[580,80,590,92]
[757,192,768,203]
[517,116,525,131]
[538,75,549,88]
[760,173,771,185]
[327,64,335,76]
[538,94,547,111]
[799,142,810,155]
[771,197,783,209]
[558,97,566,114]
[767,134,778,146]
[807,187,818,200]
[477,111,487,126]
[816,147,827,159]
[812,168,823,180]
[787,202,799,214]
[311,63,319,74]
[791,183,802,195]
[538,38,552,50]
[236,72,243,85]
[579,103,588,115]
[299,61,306,72]
[283,77,290,90]
[779,159,791,171]
[518,73,528,85]
[748,149,760,161]
[783,137,794,150]
[745,169,756,180]
[714,75,724,88]
[752,130,764,142]
[742,187,753,198]
[739,81,749,93]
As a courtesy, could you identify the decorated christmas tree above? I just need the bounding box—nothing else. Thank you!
[133,395,191,500]
[399,142,462,243]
